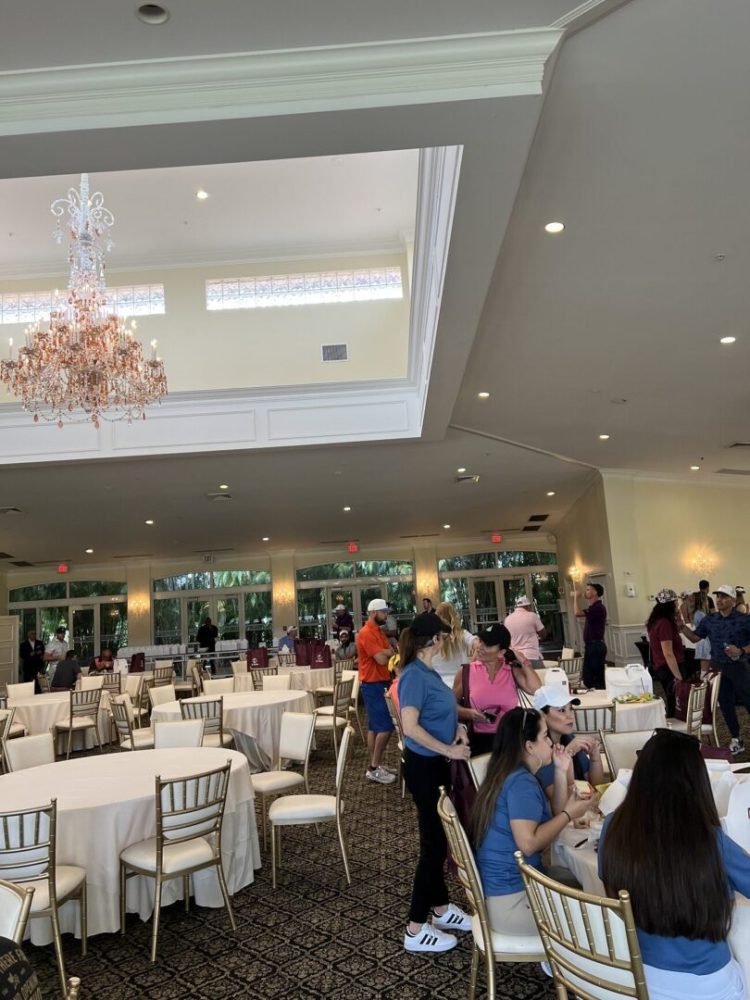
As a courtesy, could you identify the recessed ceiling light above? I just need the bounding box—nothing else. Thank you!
[720,336,736,344]
[443,524,451,529]
[690,465,701,471]
[196,189,209,201]
[544,221,565,234]
[136,3,170,25]
[85,548,94,554]
[262,536,270,542]
[457,467,467,473]
[343,506,351,512]
[477,391,490,399]
[546,491,556,497]
[598,434,610,440]
[219,484,229,490]
[145,519,154,525]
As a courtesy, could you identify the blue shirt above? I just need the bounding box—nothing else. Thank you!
[536,732,590,790]
[694,609,750,667]
[398,658,458,756]
[599,814,750,974]
[278,635,295,651]
[476,767,551,896]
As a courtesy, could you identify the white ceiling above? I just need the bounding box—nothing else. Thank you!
[2,0,750,566]
[0,151,419,276]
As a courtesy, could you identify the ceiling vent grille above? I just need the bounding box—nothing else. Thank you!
[399,533,440,539]
[206,492,232,502]
[716,468,750,476]
[522,525,541,532]
[455,474,480,485]
[728,442,750,448]
[0,552,13,559]
[528,514,549,522]
[0,506,23,515]
[321,343,348,362]
[10,560,34,566]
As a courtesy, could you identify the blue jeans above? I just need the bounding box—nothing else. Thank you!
[717,658,750,739]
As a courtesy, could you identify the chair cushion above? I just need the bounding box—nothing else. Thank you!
[251,771,304,794]
[471,912,544,957]
[269,794,337,824]
[122,729,155,750]
[203,732,233,748]
[55,716,96,730]
[9,723,25,737]
[314,715,347,730]
[315,686,334,697]
[19,866,86,912]
[120,836,214,874]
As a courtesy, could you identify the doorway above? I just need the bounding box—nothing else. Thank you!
[70,606,96,663]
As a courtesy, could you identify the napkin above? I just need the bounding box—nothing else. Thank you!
[599,769,632,815]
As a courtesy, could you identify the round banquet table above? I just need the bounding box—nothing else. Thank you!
[530,677,666,733]
[0,748,260,944]
[8,691,112,748]
[234,665,334,694]
[151,689,313,770]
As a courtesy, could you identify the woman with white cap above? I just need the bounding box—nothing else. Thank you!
[532,685,605,813]
[646,588,686,717]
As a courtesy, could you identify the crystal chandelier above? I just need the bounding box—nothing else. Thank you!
[0,174,167,428]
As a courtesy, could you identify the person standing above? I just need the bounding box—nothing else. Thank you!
[332,604,354,637]
[504,596,547,668]
[646,588,687,717]
[431,601,476,687]
[44,625,68,671]
[278,625,297,652]
[697,579,715,612]
[421,597,436,615]
[356,598,396,784]
[398,613,472,953]
[681,584,750,755]
[197,616,218,652]
[574,582,607,689]
[20,629,46,686]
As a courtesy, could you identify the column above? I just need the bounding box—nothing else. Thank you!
[413,542,439,608]
[270,551,296,644]
[126,563,152,647]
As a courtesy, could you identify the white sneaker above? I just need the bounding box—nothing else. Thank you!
[380,764,398,776]
[404,922,457,953]
[730,738,745,756]
[366,766,396,785]
[431,902,471,932]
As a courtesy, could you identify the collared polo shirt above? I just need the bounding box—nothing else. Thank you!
[694,609,750,666]
[356,619,391,682]
[583,600,607,642]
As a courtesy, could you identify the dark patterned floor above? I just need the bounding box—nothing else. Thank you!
[25,703,750,998]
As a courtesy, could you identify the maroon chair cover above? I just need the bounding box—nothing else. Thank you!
[310,645,332,669]
[246,647,269,669]
[129,652,145,673]
[293,639,311,666]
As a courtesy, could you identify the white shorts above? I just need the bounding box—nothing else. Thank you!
[644,959,747,1000]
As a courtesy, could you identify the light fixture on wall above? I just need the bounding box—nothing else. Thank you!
[690,551,716,577]
[568,565,583,582]
[0,174,167,428]
[275,584,295,605]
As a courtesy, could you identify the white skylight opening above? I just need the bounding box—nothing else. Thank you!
[0,284,166,325]
[205,266,403,311]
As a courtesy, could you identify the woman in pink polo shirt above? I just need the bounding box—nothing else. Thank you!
[453,623,541,754]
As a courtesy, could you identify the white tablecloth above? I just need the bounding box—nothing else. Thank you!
[576,691,666,733]
[277,665,334,692]
[8,692,112,748]
[553,823,750,982]
[151,690,313,770]
[0,748,259,943]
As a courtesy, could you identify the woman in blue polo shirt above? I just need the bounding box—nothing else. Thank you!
[398,614,473,954]
[600,729,749,1000]
[472,707,591,935]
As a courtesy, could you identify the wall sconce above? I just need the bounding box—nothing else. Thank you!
[275,584,295,605]
[690,551,716,577]
[568,565,583,582]
[128,595,149,616]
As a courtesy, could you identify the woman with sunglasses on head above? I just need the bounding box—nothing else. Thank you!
[398,614,473,954]
[600,729,750,1000]
[472,707,592,936]
[532,685,605,814]
[453,623,541,755]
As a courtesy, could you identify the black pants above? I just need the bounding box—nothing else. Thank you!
[651,664,677,718]
[403,749,451,924]
[582,640,607,689]
[717,659,750,739]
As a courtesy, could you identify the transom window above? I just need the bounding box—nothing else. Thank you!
[154,570,270,592]
[0,284,165,325]
[206,266,403,311]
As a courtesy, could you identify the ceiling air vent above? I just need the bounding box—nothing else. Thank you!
[321,343,348,362]
[716,468,750,476]
[0,506,23,516]
[455,474,480,485]
[728,442,750,448]
[522,525,541,532]
[528,514,549,522]
[10,560,34,566]
[399,533,440,539]
[206,492,232,502]
[0,552,13,559]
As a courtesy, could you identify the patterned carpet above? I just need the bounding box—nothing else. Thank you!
[24,702,750,998]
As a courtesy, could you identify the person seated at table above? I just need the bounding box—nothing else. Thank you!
[599,728,750,1000]
[532,686,605,813]
[278,626,297,652]
[472,707,592,937]
[453,623,541,754]
[89,648,114,672]
[335,629,357,660]
[51,650,81,690]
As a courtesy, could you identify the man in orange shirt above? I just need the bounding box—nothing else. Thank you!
[356,598,396,785]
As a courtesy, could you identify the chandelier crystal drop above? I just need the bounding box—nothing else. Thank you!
[0,174,167,428]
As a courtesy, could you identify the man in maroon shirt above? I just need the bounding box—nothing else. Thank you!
[574,582,607,689]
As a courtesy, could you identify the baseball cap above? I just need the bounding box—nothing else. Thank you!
[367,598,390,613]
[532,686,581,711]
[55,625,66,634]
[334,604,346,611]
[515,596,532,607]
[655,588,679,604]
[713,585,736,598]
[477,623,511,648]
[410,614,451,638]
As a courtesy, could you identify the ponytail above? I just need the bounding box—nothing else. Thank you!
[398,626,435,667]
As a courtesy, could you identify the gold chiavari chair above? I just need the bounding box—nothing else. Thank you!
[0,878,34,942]
[37,672,51,694]
[313,677,354,759]
[251,711,315,849]
[600,728,654,776]
[436,791,544,1000]
[0,800,87,997]
[148,683,177,709]
[557,655,584,690]
[702,672,722,746]
[119,761,235,962]
[153,664,174,688]
[269,725,353,889]
[276,651,296,669]
[383,691,406,798]
[101,672,122,696]
[573,704,615,735]
[179,697,233,747]
[251,665,278,691]
[53,688,104,759]
[314,655,355,704]
[466,752,492,790]
[668,680,708,739]
[516,851,649,1000]
[202,677,234,696]
[111,696,155,750]
[67,978,81,999]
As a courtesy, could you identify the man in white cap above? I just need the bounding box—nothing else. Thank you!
[355,598,396,784]
[332,603,354,637]
[681,584,750,755]
[504,596,546,668]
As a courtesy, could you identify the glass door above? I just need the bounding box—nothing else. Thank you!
[215,595,240,640]
[359,585,385,628]
[501,576,528,618]
[186,599,211,644]
[326,587,354,637]
[470,579,499,630]
[70,606,96,663]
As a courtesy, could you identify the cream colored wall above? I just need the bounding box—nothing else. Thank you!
[0,252,410,393]
[554,473,616,621]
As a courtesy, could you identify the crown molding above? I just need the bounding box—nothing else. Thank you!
[551,0,634,34]
[0,29,562,137]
